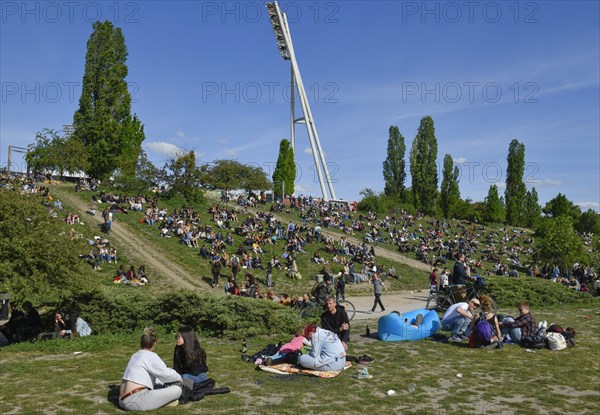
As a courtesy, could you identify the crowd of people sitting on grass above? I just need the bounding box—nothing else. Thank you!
[113,265,150,286]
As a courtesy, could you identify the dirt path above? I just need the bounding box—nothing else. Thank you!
[56,189,201,291]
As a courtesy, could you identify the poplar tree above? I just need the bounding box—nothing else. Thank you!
[409,116,438,214]
[440,154,461,218]
[73,21,144,179]
[524,187,541,228]
[382,125,406,200]
[273,139,295,198]
[505,139,527,226]
[483,184,505,223]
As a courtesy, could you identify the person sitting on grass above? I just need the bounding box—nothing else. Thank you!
[255,328,311,366]
[119,327,182,411]
[441,298,480,342]
[298,324,346,372]
[469,295,502,347]
[499,300,536,345]
[321,295,350,352]
[173,326,209,385]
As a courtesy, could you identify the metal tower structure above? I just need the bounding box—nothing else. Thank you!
[265,1,337,201]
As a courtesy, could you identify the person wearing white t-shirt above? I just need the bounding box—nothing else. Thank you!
[119,327,182,411]
[441,299,480,342]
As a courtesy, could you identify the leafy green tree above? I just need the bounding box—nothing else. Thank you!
[534,216,587,269]
[73,21,144,180]
[26,129,58,175]
[440,154,461,218]
[206,160,271,192]
[163,150,204,203]
[483,184,505,223]
[409,116,438,215]
[505,139,527,226]
[114,149,159,192]
[272,139,295,198]
[0,190,95,303]
[523,187,541,228]
[382,125,406,199]
[576,209,600,234]
[542,193,582,220]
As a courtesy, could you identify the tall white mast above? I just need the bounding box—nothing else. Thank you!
[265,1,337,201]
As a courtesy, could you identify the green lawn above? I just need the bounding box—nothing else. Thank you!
[1,306,598,414]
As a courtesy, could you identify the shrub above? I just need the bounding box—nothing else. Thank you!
[61,289,300,339]
[486,276,598,307]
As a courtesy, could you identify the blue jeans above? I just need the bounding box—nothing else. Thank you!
[442,315,470,337]
[182,372,207,384]
[500,317,522,343]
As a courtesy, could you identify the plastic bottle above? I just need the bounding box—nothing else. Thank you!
[407,383,416,393]
[366,324,370,336]
[241,337,247,353]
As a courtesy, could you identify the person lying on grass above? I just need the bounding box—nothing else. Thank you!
[255,328,311,366]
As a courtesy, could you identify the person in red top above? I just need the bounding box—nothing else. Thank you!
[499,300,536,344]
[429,268,439,293]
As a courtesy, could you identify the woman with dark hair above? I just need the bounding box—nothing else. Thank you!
[119,327,182,411]
[173,326,208,384]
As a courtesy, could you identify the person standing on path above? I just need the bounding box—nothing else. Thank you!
[370,273,388,312]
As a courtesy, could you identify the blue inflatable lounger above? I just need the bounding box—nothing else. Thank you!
[377,308,440,341]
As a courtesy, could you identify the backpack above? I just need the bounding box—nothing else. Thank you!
[521,335,546,349]
[545,332,567,350]
[473,312,494,345]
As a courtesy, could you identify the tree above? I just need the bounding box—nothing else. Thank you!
[73,21,144,180]
[382,125,406,199]
[114,148,159,192]
[206,160,271,192]
[272,139,295,198]
[534,216,586,269]
[163,151,204,203]
[483,184,505,223]
[0,190,95,303]
[440,154,461,218]
[26,129,59,175]
[505,139,527,226]
[576,209,600,234]
[409,116,438,215]
[543,193,581,220]
[523,187,541,228]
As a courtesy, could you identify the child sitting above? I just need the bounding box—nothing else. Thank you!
[255,329,311,366]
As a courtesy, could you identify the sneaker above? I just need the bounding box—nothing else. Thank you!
[358,354,375,364]
[414,314,424,327]
[458,334,470,341]
[241,354,251,362]
[448,335,461,342]
[165,399,179,407]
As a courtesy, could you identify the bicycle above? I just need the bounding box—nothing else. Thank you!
[425,279,496,315]
[297,298,356,322]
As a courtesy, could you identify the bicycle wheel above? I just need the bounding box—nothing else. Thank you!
[298,303,322,321]
[338,300,355,322]
[426,294,452,313]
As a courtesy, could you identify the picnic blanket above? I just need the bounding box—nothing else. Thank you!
[258,361,352,378]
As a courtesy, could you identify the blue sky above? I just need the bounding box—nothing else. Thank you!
[1,1,599,210]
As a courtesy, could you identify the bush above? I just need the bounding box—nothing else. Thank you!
[61,289,300,339]
[486,276,598,307]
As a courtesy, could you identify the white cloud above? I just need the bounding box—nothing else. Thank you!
[144,141,184,157]
[576,201,600,211]
[529,178,563,187]
[218,139,228,144]
[453,157,467,164]
[295,184,312,193]
[224,148,237,157]
[175,131,186,138]
[496,182,507,189]
[303,147,312,154]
